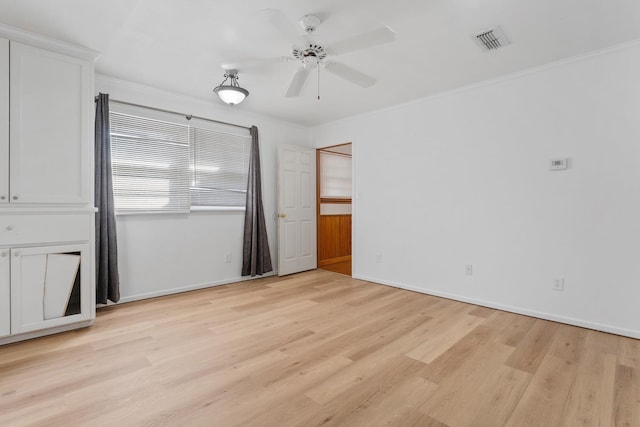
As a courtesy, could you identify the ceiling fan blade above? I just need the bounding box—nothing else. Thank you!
[329,27,395,55]
[285,67,310,97]
[324,62,376,88]
[263,9,300,42]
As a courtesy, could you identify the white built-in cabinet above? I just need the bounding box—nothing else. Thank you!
[0,38,8,204]
[0,25,97,344]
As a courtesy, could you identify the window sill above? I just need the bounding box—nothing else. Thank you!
[190,206,246,212]
[114,206,246,216]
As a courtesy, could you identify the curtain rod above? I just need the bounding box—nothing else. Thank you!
[96,96,251,131]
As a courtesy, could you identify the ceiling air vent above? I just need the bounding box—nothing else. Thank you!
[475,26,510,51]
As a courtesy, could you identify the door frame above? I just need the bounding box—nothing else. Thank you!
[316,142,353,276]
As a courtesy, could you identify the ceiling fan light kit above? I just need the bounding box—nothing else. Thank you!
[213,70,249,105]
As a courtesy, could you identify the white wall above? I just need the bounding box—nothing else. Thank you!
[313,41,640,338]
[96,76,311,302]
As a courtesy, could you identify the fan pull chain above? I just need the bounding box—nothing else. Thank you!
[317,64,320,100]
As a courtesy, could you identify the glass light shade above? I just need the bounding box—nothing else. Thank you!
[214,86,249,105]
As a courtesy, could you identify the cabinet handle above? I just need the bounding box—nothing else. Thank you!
[0,195,5,200]
[6,226,13,231]
[13,251,20,257]
[12,195,19,200]
[0,252,6,258]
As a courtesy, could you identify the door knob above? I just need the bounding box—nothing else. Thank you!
[278,213,286,219]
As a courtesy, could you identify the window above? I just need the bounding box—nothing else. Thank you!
[190,126,250,208]
[110,112,190,214]
[109,109,250,214]
[319,151,352,199]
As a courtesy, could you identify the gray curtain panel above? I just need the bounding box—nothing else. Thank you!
[242,126,273,276]
[95,93,121,303]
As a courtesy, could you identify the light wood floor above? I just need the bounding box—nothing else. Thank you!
[319,258,352,276]
[0,270,638,426]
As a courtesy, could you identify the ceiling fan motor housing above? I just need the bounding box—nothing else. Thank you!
[292,43,327,67]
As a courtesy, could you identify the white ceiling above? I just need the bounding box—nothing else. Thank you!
[1,0,640,126]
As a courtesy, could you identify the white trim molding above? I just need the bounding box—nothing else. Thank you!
[0,23,99,61]
[113,271,278,305]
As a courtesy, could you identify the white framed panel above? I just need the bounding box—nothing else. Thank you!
[0,38,8,204]
[0,248,9,338]
[11,243,91,334]
[9,41,90,205]
[0,213,90,246]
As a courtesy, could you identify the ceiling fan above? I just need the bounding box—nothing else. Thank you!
[264,10,396,98]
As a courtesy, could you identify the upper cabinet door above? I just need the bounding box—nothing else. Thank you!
[0,38,8,205]
[9,42,90,205]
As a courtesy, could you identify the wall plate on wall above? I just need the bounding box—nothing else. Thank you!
[550,158,568,170]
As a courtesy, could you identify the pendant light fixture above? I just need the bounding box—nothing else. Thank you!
[213,69,249,105]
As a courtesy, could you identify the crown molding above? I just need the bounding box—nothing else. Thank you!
[0,22,99,61]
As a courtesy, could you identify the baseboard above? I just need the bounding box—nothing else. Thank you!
[0,319,95,345]
[354,274,640,340]
[116,271,278,304]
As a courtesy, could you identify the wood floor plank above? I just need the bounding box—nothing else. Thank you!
[420,340,518,425]
[612,364,640,426]
[504,354,578,427]
[358,376,439,427]
[618,337,640,369]
[562,351,617,426]
[0,269,635,427]
[305,355,428,427]
[485,310,538,348]
[547,323,589,363]
[421,324,495,384]
[406,314,485,363]
[504,318,560,373]
[468,305,495,318]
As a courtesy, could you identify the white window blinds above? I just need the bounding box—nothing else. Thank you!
[110,112,190,214]
[190,127,251,208]
[319,151,352,199]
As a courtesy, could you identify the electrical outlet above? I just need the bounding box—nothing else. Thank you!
[225,252,231,263]
[465,265,473,276]
[552,277,564,291]
[376,253,382,264]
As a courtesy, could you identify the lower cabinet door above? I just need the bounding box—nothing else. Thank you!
[0,248,10,338]
[11,243,91,334]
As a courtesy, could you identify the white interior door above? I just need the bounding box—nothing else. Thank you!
[277,144,317,276]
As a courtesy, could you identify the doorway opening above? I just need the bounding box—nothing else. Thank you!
[316,143,352,276]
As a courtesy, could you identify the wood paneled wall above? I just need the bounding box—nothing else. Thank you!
[318,214,351,266]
